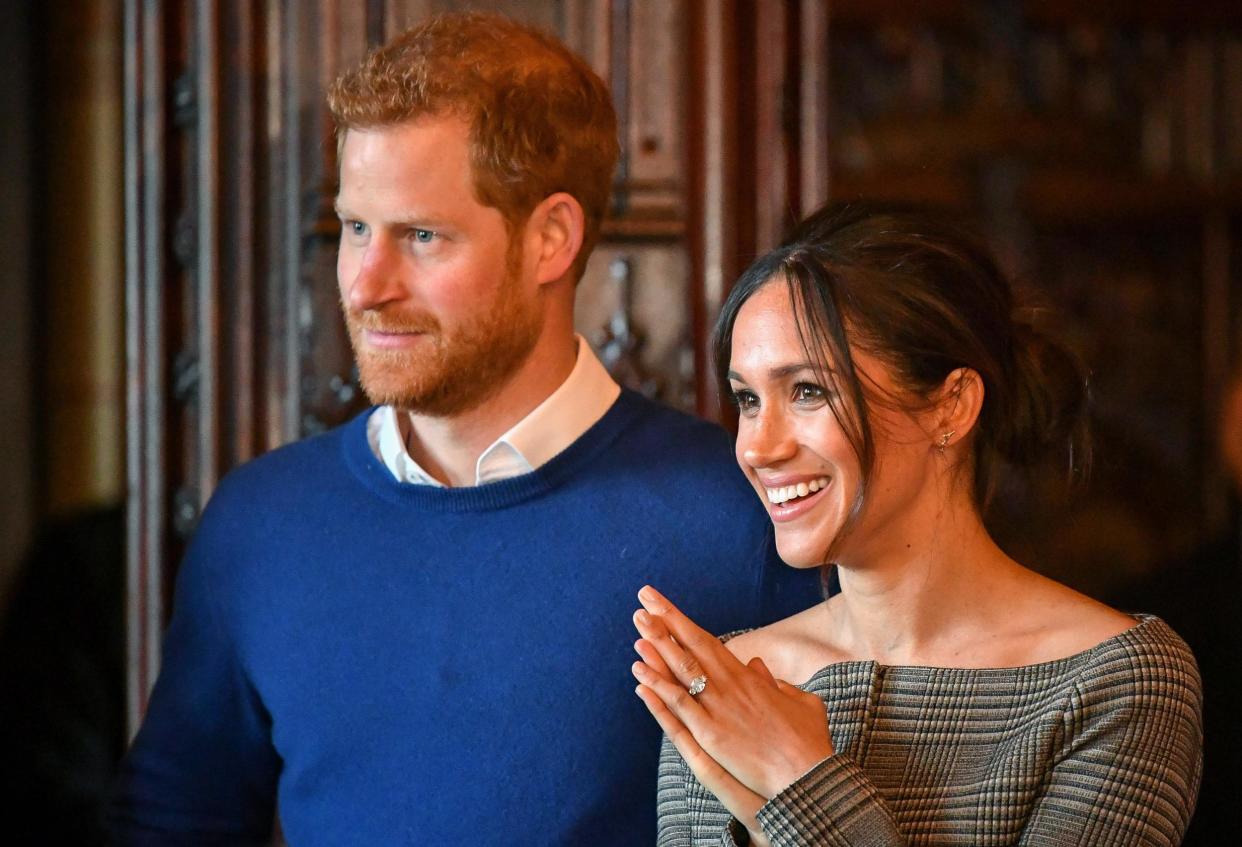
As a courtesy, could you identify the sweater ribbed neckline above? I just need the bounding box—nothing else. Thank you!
[340,390,645,513]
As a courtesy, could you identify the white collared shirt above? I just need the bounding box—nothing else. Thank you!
[366,335,621,486]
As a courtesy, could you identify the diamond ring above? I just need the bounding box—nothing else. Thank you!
[688,675,708,697]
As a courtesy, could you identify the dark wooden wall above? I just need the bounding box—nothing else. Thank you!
[0,1,34,615]
[123,0,1242,729]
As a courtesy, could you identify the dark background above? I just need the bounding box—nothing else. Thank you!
[0,1,1237,843]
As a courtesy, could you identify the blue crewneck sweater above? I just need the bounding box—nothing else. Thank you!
[112,391,816,845]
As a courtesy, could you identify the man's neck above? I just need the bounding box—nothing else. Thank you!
[401,332,579,487]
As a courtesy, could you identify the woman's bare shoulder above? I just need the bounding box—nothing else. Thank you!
[999,569,1139,664]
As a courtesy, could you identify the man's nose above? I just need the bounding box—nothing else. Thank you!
[345,238,406,312]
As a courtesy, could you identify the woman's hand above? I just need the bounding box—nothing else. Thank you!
[631,586,834,814]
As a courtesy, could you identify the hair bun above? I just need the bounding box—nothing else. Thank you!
[997,317,1091,484]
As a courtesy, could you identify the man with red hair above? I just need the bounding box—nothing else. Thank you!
[111,13,810,845]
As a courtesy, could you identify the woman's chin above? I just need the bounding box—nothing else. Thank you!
[774,543,830,570]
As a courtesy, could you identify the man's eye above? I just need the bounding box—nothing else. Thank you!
[412,229,435,243]
[348,221,367,236]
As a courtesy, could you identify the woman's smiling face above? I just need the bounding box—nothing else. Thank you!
[728,281,940,569]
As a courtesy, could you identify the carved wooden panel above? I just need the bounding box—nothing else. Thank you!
[576,244,695,410]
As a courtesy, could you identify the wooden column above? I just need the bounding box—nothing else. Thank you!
[688,0,745,418]
[124,0,172,730]
[798,0,830,216]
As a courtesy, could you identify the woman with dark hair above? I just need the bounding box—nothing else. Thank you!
[631,206,1202,846]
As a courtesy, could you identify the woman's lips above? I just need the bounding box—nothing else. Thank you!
[765,479,830,523]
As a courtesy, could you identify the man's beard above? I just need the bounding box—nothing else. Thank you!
[343,258,543,417]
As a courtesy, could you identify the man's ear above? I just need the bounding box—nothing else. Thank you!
[525,192,585,286]
[932,367,985,450]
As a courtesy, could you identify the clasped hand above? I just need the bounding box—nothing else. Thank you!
[631,586,834,840]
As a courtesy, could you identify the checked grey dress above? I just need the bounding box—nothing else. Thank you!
[657,616,1202,846]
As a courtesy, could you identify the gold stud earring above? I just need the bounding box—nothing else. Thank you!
[937,430,956,452]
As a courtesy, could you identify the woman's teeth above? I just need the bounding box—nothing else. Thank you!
[765,477,830,505]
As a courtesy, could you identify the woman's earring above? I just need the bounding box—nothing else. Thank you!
[937,430,956,453]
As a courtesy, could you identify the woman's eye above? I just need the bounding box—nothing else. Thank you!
[792,382,827,404]
[730,389,759,413]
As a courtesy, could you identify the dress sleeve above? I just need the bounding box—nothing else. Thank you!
[657,734,696,846]
[753,755,907,846]
[108,508,281,845]
[1016,629,1203,846]
[660,746,907,846]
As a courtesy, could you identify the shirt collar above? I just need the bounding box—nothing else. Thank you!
[367,335,621,487]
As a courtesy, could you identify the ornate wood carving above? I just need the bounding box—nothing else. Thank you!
[594,256,659,396]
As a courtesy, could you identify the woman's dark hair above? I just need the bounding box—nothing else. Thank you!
[712,204,1091,540]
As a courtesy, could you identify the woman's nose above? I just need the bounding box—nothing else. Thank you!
[739,407,797,468]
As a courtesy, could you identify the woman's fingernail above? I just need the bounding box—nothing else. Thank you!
[638,586,661,607]
[632,662,649,681]
[635,609,652,627]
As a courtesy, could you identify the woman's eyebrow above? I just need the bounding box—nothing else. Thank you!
[728,363,821,383]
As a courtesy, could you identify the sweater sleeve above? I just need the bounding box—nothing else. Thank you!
[109,510,280,845]
[1016,630,1203,846]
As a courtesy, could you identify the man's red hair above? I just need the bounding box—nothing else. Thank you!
[327,12,620,281]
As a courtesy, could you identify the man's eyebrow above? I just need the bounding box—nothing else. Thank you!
[332,203,448,228]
